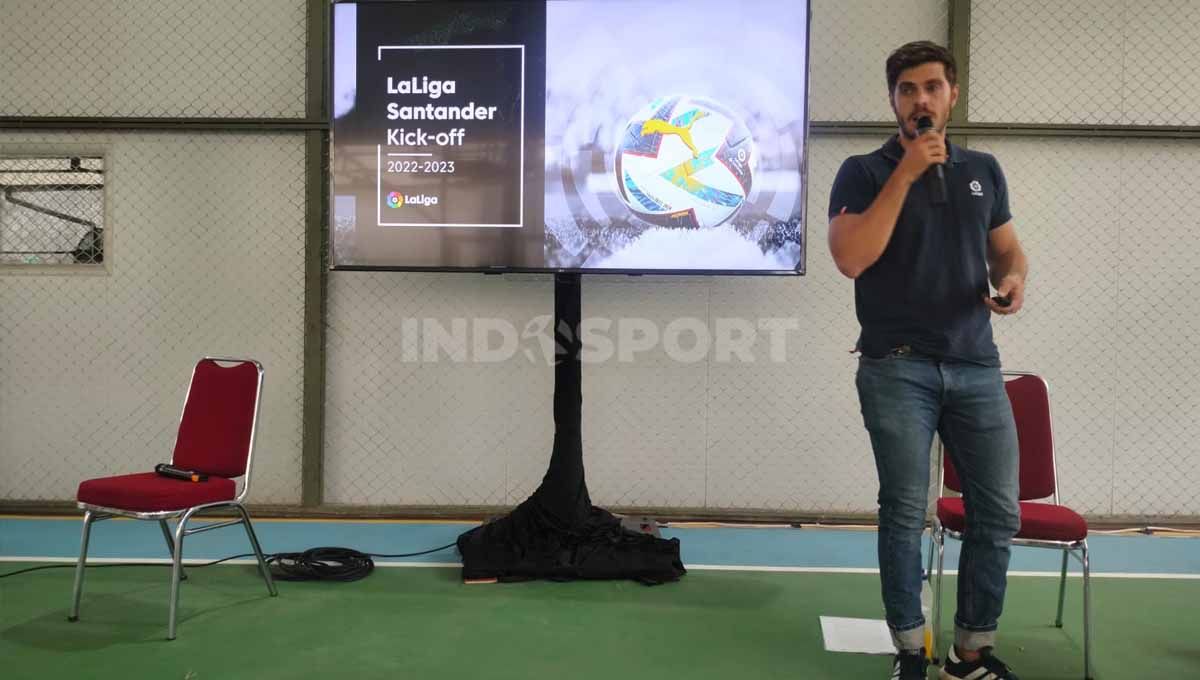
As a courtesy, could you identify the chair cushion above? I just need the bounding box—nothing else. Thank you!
[937,497,1088,542]
[77,472,237,512]
[172,359,259,478]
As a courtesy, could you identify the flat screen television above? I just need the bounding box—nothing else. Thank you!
[330,0,810,274]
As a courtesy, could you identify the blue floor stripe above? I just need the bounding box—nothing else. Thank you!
[0,518,464,563]
[2,518,1198,574]
[664,526,1200,574]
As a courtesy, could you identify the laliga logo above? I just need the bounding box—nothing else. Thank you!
[386,191,439,208]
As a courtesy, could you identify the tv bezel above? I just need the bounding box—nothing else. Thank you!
[327,0,811,276]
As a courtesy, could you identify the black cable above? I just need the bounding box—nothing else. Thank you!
[265,542,459,582]
[368,542,458,558]
[268,548,375,582]
[0,562,169,579]
[0,542,457,581]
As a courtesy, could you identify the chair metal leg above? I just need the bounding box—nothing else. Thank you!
[1055,548,1069,627]
[69,510,97,622]
[235,504,277,597]
[932,524,945,662]
[166,513,190,640]
[1082,541,1093,680]
[158,520,187,581]
[925,524,936,584]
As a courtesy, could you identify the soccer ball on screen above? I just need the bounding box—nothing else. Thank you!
[614,95,755,229]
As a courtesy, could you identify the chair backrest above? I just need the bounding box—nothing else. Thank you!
[941,373,1058,502]
[171,358,263,482]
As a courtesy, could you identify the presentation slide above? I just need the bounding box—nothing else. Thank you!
[330,0,808,274]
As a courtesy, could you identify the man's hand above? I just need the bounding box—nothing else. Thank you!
[984,274,1024,315]
[895,131,946,185]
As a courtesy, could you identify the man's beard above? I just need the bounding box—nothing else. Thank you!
[894,110,918,140]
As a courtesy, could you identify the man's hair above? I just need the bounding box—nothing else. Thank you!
[886,41,957,94]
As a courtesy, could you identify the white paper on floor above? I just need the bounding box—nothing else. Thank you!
[819,616,896,654]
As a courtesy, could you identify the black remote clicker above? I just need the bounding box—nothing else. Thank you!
[991,295,1012,308]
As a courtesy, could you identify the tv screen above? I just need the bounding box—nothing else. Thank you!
[330,0,809,274]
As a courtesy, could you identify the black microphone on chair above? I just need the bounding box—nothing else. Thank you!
[155,463,207,482]
[916,115,947,205]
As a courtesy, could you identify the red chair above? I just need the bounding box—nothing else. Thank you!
[69,357,277,639]
[928,372,1093,679]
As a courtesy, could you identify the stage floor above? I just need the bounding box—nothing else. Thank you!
[3,517,1198,678]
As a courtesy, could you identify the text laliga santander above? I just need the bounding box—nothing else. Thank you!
[385,76,499,122]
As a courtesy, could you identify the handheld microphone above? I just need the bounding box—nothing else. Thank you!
[155,463,208,482]
[916,115,947,205]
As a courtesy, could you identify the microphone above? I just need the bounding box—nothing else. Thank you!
[916,115,947,205]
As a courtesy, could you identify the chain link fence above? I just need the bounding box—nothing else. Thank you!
[0,131,307,505]
[323,136,890,516]
[969,136,1200,518]
[0,0,311,506]
[970,0,1200,125]
[0,0,308,119]
[809,0,950,122]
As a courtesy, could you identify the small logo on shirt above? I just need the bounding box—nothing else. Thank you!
[969,180,984,197]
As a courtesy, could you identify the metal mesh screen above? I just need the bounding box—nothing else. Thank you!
[968,136,1121,517]
[0,131,307,504]
[970,136,1200,520]
[0,156,105,266]
[1108,140,1200,518]
[574,278,715,510]
[3,1,1198,522]
[703,135,881,514]
[809,0,949,122]
[969,0,1200,125]
[0,0,308,118]
[324,133,1200,521]
[323,136,886,514]
[1123,1,1200,126]
[323,273,554,507]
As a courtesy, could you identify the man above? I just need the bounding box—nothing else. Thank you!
[828,41,1028,680]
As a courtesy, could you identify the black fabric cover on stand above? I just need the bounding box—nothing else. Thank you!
[457,274,686,584]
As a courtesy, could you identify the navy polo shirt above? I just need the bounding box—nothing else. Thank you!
[828,135,1012,366]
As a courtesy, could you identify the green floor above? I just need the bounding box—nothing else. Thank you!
[1,564,1194,679]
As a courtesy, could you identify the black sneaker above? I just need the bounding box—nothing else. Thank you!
[891,650,928,679]
[939,645,1019,679]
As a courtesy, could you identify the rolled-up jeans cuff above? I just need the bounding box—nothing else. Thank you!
[955,625,996,651]
[890,620,925,652]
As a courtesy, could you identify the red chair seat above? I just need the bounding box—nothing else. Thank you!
[77,472,237,512]
[937,497,1088,542]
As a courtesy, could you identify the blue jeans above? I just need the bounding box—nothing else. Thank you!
[855,350,1020,652]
